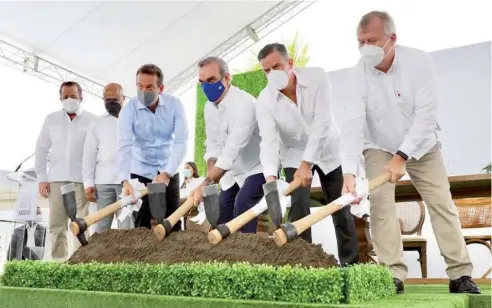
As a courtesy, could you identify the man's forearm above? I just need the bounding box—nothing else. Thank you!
[207,158,217,172]
[207,166,226,184]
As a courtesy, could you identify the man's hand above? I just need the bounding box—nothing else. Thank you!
[294,161,313,187]
[384,155,406,183]
[38,182,50,198]
[122,180,135,197]
[155,173,171,185]
[266,175,277,183]
[342,174,362,204]
[189,186,204,207]
[85,187,97,202]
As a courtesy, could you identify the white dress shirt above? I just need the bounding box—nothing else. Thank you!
[256,67,341,178]
[82,113,121,189]
[341,45,440,176]
[35,109,97,183]
[203,85,262,190]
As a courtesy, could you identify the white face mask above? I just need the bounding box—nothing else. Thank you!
[61,98,81,113]
[359,37,392,67]
[267,69,290,91]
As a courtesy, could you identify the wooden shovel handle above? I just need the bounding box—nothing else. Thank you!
[208,205,263,245]
[70,187,148,236]
[283,177,302,196]
[154,197,195,241]
[273,172,392,247]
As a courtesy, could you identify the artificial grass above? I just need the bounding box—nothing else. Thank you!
[0,285,489,308]
[0,261,394,304]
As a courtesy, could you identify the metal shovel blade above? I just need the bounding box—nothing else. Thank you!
[263,181,282,229]
[202,184,220,228]
[147,183,167,222]
[61,183,77,221]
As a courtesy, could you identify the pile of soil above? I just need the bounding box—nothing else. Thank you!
[68,228,339,268]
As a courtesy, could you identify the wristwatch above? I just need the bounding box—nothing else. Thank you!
[396,150,408,161]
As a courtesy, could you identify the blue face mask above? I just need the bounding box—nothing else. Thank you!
[202,80,226,102]
[183,169,192,179]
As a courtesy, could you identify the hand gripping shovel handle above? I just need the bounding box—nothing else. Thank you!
[69,187,148,237]
[283,177,302,196]
[154,197,195,241]
[208,202,266,245]
[272,172,392,247]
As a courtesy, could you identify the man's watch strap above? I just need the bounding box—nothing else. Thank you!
[396,150,409,161]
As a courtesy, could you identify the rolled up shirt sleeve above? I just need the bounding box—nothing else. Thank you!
[340,67,367,177]
[303,68,336,164]
[160,98,188,176]
[256,93,281,178]
[82,121,98,189]
[214,98,257,171]
[34,117,51,183]
[117,104,134,184]
[398,52,439,159]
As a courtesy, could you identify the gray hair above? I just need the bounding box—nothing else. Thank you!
[197,56,229,77]
[357,11,396,36]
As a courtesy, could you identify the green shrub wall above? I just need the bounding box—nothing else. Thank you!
[194,70,267,176]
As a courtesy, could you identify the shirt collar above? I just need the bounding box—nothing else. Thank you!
[213,85,235,109]
[370,45,399,75]
[268,67,308,101]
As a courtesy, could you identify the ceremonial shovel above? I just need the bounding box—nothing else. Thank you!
[207,178,302,245]
[271,172,393,247]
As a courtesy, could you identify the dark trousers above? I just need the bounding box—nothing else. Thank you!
[131,172,181,231]
[284,165,359,266]
[218,173,265,233]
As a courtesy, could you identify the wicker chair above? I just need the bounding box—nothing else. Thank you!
[396,201,427,278]
[454,197,491,279]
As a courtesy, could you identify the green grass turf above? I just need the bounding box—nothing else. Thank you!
[0,285,489,308]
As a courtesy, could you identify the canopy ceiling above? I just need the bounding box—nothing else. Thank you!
[0,1,309,97]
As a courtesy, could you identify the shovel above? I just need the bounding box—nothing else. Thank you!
[202,184,220,229]
[61,183,88,246]
[207,178,301,245]
[265,178,302,229]
[272,172,392,247]
[147,182,167,226]
[69,187,148,244]
[154,197,195,241]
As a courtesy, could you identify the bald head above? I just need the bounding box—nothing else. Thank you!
[103,83,124,101]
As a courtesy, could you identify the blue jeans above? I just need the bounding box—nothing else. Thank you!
[218,173,266,233]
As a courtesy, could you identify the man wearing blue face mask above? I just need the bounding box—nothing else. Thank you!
[189,56,265,234]
[341,11,479,294]
[117,64,188,230]
[254,43,359,267]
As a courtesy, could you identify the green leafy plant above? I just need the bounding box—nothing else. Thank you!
[241,30,311,73]
[1,260,395,304]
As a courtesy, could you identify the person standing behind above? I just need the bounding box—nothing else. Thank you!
[180,162,204,193]
[83,83,132,233]
[35,81,96,261]
[254,43,359,266]
[118,64,188,231]
[341,11,480,294]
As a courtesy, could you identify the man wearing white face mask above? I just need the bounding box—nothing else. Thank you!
[255,43,359,267]
[35,81,96,261]
[341,11,479,294]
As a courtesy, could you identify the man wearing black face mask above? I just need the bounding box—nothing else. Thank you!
[82,83,133,232]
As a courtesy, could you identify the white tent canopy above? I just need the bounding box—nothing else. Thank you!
[0,1,314,97]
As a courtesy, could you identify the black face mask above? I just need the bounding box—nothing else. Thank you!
[105,100,122,117]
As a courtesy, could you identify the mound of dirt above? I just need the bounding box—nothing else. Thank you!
[68,228,339,268]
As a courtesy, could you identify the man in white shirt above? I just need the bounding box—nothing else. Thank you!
[82,83,132,233]
[341,11,479,294]
[190,56,265,234]
[35,81,97,261]
[255,43,359,266]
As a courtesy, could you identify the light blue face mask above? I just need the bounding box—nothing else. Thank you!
[183,169,192,179]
